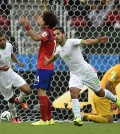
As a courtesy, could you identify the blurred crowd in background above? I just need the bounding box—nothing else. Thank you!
[0,0,119,32]
[0,0,119,54]
[63,0,120,28]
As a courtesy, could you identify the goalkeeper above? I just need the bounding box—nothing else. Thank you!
[84,64,120,123]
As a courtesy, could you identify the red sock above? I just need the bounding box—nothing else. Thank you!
[47,97,52,121]
[39,96,48,121]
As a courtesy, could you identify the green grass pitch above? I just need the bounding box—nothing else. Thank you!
[0,122,119,134]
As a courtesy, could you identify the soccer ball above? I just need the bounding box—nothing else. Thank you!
[0,111,12,121]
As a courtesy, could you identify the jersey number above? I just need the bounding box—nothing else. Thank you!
[35,76,40,83]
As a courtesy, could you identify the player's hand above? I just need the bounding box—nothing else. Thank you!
[112,103,118,110]
[19,16,29,27]
[98,36,109,43]
[44,57,49,65]
[18,62,24,67]
[35,15,42,25]
[2,66,10,71]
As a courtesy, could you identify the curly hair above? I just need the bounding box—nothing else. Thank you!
[42,11,58,29]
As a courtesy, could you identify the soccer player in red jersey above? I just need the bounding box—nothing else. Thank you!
[20,11,57,125]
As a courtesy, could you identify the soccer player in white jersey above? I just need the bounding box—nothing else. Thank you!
[0,31,31,123]
[45,27,120,126]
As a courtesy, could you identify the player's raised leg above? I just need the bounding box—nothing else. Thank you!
[96,89,120,109]
[84,72,120,110]
[13,73,31,110]
[15,92,29,110]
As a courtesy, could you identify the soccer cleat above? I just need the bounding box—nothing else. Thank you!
[15,97,28,110]
[115,97,120,109]
[12,117,20,124]
[73,117,83,126]
[48,119,55,125]
[31,119,49,126]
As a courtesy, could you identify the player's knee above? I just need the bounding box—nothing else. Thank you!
[70,88,80,99]
[25,88,31,95]
[95,89,105,97]
[20,84,31,95]
[22,87,31,95]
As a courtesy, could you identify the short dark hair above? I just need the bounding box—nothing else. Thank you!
[53,27,65,34]
[42,11,58,29]
[0,31,5,37]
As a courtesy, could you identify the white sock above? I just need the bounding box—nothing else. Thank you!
[8,102,17,117]
[104,89,117,102]
[72,99,81,118]
[18,92,28,102]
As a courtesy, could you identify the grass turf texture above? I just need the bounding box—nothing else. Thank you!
[0,122,119,134]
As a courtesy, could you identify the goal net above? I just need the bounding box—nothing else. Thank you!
[0,0,120,122]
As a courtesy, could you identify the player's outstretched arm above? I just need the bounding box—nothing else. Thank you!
[44,55,57,65]
[19,16,42,41]
[81,36,109,46]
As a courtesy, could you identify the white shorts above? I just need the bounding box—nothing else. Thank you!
[69,67,101,92]
[0,69,26,101]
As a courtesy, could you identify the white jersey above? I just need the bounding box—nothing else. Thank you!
[0,42,26,100]
[54,39,92,74]
[54,39,101,91]
[0,42,13,75]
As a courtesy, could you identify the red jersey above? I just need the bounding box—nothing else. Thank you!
[37,28,55,70]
